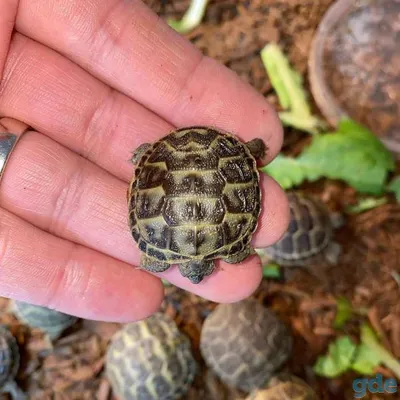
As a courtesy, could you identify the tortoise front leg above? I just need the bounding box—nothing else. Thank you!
[130,143,151,165]
[140,254,171,273]
[245,138,266,160]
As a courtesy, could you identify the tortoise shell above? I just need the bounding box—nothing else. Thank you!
[128,127,266,283]
[258,191,341,266]
[247,374,317,400]
[199,299,292,392]
[13,301,78,340]
[0,326,20,387]
[106,312,197,400]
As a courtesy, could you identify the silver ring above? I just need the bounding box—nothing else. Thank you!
[0,133,19,182]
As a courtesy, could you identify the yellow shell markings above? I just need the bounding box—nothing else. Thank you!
[106,314,196,400]
[128,127,262,265]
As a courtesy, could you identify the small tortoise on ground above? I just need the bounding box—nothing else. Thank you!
[200,299,292,392]
[106,312,197,400]
[128,126,266,284]
[257,191,343,267]
[246,374,317,400]
[12,301,78,341]
[0,325,26,399]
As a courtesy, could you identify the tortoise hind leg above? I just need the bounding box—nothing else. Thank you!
[140,254,170,273]
[245,138,266,159]
[178,260,215,284]
[224,245,255,264]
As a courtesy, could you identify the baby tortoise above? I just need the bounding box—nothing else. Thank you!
[0,325,26,400]
[106,312,197,400]
[257,191,343,267]
[128,126,266,284]
[246,374,317,400]
[200,299,292,392]
[12,301,78,341]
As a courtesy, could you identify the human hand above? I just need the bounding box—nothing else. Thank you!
[0,0,289,322]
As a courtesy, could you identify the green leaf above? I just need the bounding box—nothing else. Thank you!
[260,44,326,134]
[168,0,209,34]
[346,197,388,214]
[360,323,400,379]
[351,343,382,375]
[262,263,281,279]
[259,154,307,189]
[262,118,395,195]
[313,336,357,378]
[279,112,327,135]
[334,296,353,329]
[387,176,400,202]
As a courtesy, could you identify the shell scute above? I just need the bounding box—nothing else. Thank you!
[128,127,264,275]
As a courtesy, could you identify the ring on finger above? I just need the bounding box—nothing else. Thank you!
[0,132,21,184]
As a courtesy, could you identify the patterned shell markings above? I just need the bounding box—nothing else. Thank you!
[265,191,333,262]
[200,299,293,392]
[0,326,19,387]
[128,127,262,263]
[13,301,78,340]
[106,312,197,400]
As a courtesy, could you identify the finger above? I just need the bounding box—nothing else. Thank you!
[15,0,283,162]
[0,208,164,322]
[0,35,289,246]
[0,0,18,80]
[0,131,286,301]
[0,34,171,182]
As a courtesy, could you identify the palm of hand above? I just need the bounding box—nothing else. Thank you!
[0,0,288,322]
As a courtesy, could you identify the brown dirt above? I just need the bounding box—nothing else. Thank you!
[0,1,399,399]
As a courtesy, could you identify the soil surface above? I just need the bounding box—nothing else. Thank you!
[1,1,399,399]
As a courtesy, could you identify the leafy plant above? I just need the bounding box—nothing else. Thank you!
[333,296,354,329]
[346,197,388,214]
[168,0,209,34]
[387,176,400,203]
[261,118,396,195]
[262,263,281,279]
[260,43,326,135]
[314,297,400,379]
[361,323,400,379]
[313,336,358,378]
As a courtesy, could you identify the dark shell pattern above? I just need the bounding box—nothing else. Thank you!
[0,326,20,386]
[200,299,292,392]
[128,127,261,264]
[264,191,333,263]
[13,301,78,339]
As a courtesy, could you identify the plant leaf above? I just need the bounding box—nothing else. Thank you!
[260,155,307,189]
[346,197,388,214]
[313,336,357,378]
[168,0,209,34]
[260,43,325,134]
[334,296,353,329]
[263,119,395,195]
[387,176,400,202]
[351,343,382,375]
[262,263,281,279]
[360,323,400,379]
